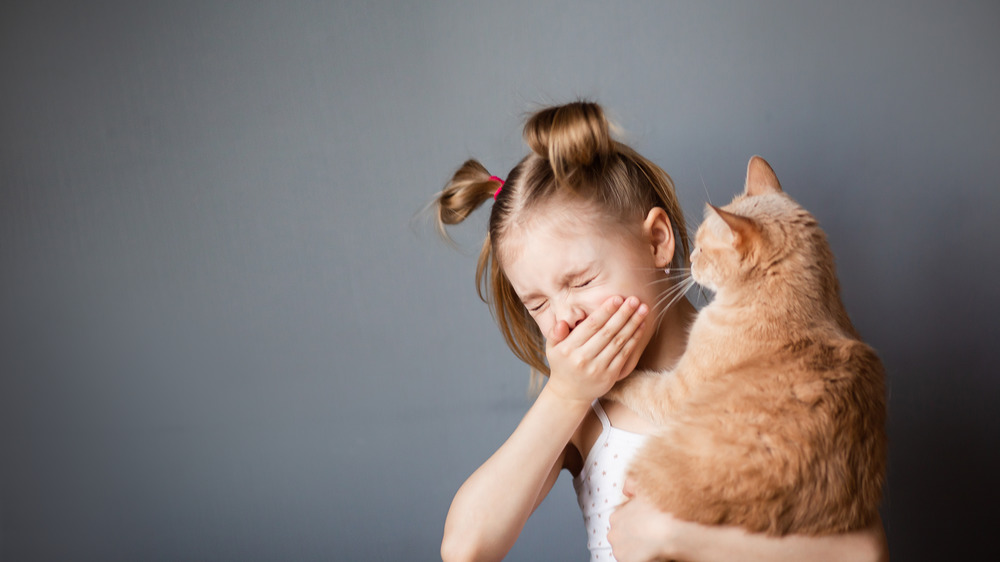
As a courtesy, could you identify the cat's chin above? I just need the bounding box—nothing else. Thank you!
[692,279,717,299]
[689,272,714,293]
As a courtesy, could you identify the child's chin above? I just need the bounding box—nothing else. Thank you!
[633,334,656,364]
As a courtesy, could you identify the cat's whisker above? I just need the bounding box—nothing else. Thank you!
[652,276,697,332]
[698,165,713,206]
[633,266,692,273]
[653,272,695,301]
[653,283,685,312]
[652,282,687,310]
[645,273,694,289]
[646,272,694,284]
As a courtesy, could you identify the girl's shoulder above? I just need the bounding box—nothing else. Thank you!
[566,405,602,476]
[566,398,657,476]
[600,398,659,435]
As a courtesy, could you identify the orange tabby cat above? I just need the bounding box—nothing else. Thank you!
[606,156,886,535]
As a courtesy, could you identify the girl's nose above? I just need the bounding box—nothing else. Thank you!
[555,300,586,331]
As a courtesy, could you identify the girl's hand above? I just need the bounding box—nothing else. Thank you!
[609,481,891,562]
[608,479,680,562]
[544,295,648,404]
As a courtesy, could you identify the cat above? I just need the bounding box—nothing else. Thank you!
[606,156,887,535]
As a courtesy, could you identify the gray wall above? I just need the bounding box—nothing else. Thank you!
[2,1,998,560]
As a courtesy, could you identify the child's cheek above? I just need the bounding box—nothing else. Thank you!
[536,312,554,340]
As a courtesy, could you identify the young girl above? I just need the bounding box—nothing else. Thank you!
[435,101,888,562]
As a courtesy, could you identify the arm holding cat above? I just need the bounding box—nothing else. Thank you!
[441,296,648,562]
[608,481,889,562]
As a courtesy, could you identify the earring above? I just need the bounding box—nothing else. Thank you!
[664,266,671,275]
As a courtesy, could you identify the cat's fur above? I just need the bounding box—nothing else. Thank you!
[606,156,886,535]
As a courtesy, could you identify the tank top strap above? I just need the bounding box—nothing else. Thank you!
[591,399,612,431]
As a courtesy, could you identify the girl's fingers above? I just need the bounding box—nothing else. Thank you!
[622,478,636,498]
[548,320,571,345]
[599,317,646,377]
[547,296,647,385]
[580,297,647,362]
[558,295,626,349]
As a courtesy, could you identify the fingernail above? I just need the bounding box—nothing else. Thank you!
[637,304,648,315]
[626,296,639,308]
[611,296,624,307]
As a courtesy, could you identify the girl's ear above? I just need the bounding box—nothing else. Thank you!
[643,207,675,268]
[745,155,782,197]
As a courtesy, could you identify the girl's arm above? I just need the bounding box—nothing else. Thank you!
[440,387,590,562]
[441,296,648,562]
[608,486,888,562]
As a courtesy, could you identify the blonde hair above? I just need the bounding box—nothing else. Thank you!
[435,101,690,380]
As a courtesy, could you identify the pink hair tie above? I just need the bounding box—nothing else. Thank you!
[490,175,505,200]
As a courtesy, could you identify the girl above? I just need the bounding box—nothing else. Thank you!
[435,101,888,562]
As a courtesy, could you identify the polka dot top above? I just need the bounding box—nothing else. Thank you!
[572,399,648,562]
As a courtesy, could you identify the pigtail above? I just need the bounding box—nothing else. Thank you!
[434,159,503,240]
[436,159,548,376]
[523,101,613,186]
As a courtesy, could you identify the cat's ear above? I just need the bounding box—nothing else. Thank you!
[707,204,761,250]
[745,155,782,196]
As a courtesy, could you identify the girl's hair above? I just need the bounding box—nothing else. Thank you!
[435,101,690,379]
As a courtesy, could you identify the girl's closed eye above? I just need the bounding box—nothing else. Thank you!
[528,301,547,313]
[574,277,596,289]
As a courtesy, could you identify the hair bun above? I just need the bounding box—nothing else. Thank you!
[523,101,613,183]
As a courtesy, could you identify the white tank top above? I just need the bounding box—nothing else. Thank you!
[572,400,649,561]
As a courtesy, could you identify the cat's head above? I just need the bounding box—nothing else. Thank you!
[690,156,828,295]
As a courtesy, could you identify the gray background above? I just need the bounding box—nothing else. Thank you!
[2,1,998,560]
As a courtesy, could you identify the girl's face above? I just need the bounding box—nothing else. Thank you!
[502,202,674,364]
